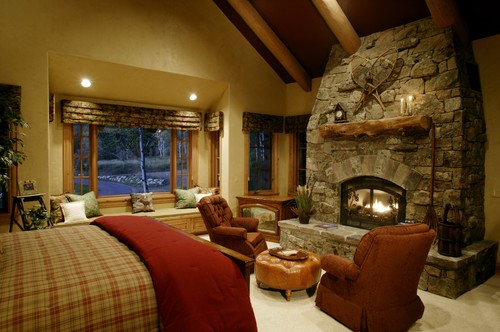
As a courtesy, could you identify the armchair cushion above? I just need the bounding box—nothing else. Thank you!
[212,226,247,239]
[321,255,360,281]
[231,217,259,232]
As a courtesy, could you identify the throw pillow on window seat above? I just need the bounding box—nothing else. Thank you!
[196,186,220,195]
[130,192,155,213]
[65,191,102,218]
[50,194,69,223]
[195,193,212,203]
[60,200,88,222]
[174,187,200,208]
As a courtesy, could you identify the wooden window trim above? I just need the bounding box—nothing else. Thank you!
[63,124,197,209]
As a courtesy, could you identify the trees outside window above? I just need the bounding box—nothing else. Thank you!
[68,124,192,196]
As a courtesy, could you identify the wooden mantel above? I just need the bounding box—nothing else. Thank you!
[318,116,432,138]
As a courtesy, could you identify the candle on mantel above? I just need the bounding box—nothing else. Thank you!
[400,98,406,116]
[406,95,413,115]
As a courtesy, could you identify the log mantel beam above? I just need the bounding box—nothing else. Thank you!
[318,116,433,138]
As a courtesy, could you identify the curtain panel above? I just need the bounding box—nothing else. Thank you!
[284,114,311,133]
[204,111,223,131]
[62,100,202,130]
[242,112,284,133]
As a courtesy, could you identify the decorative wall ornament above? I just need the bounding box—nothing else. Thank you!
[349,47,398,113]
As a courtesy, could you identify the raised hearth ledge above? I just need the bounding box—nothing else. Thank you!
[317,115,432,138]
[279,219,498,298]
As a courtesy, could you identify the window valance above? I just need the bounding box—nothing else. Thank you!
[285,114,311,133]
[242,112,284,133]
[62,100,202,130]
[204,111,223,131]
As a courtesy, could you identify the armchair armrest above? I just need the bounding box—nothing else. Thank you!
[212,226,247,239]
[321,254,360,281]
[231,217,259,232]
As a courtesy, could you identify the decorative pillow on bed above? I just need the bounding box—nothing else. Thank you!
[195,193,212,203]
[60,201,88,222]
[50,194,69,223]
[130,192,155,213]
[65,191,102,218]
[174,187,199,208]
[196,186,220,195]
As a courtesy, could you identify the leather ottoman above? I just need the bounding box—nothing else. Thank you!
[255,249,321,301]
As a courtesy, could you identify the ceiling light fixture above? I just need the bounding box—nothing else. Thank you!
[189,93,198,101]
[81,78,92,88]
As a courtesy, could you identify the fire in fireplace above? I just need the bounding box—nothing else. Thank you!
[340,176,406,230]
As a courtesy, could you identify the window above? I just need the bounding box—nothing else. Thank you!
[296,131,307,186]
[66,124,195,197]
[246,131,277,194]
[209,131,220,188]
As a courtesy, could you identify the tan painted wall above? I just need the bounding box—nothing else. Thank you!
[474,35,500,263]
[0,0,287,214]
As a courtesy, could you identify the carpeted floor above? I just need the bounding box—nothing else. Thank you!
[249,242,500,332]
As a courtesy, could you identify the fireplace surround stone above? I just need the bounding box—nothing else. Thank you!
[280,219,498,299]
[300,17,498,297]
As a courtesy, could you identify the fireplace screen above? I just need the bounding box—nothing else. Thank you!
[341,176,406,230]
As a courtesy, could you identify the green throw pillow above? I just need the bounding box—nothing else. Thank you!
[66,191,102,218]
[174,187,199,208]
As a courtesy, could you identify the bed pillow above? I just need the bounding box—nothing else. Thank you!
[66,191,102,218]
[130,192,155,213]
[60,201,88,222]
[174,187,199,208]
[195,193,212,203]
[50,194,69,223]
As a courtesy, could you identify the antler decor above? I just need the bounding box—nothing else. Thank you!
[349,48,398,113]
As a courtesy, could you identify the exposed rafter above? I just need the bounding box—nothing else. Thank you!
[425,0,469,45]
[311,0,361,55]
[226,0,312,91]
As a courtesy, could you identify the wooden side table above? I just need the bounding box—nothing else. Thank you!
[236,195,295,242]
[9,193,48,232]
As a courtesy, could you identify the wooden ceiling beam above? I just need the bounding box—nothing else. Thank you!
[425,0,469,45]
[311,0,360,55]
[227,0,312,92]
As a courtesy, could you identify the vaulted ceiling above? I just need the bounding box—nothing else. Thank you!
[213,0,500,91]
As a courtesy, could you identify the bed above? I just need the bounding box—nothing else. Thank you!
[0,216,257,331]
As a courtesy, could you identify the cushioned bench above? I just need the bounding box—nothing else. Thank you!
[53,207,207,235]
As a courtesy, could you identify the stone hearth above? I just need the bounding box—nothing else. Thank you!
[280,219,498,299]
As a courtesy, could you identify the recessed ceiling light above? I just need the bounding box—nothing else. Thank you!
[81,78,92,88]
[189,93,198,101]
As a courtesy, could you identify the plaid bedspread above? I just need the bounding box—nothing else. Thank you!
[0,226,160,331]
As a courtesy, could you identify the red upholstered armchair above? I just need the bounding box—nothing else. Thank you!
[196,195,268,259]
[315,223,435,332]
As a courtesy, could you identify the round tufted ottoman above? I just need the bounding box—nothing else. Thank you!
[254,249,321,301]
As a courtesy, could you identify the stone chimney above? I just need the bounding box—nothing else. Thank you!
[307,17,485,246]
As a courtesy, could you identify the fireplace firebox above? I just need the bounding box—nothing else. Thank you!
[340,176,406,230]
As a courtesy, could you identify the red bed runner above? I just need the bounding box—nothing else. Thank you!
[92,216,257,332]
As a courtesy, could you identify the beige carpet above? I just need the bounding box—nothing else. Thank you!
[249,242,500,332]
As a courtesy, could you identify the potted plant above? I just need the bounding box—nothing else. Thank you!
[0,92,28,188]
[23,205,50,230]
[291,180,315,224]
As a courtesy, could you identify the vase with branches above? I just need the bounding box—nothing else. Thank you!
[291,179,315,224]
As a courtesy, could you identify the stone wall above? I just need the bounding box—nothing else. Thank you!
[307,17,486,245]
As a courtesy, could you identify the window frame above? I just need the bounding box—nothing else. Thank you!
[63,124,198,208]
[244,131,278,195]
[288,130,307,195]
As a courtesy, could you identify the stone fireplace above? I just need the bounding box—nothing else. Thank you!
[279,17,498,298]
[307,17,486,246]
[341,176,406,230]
